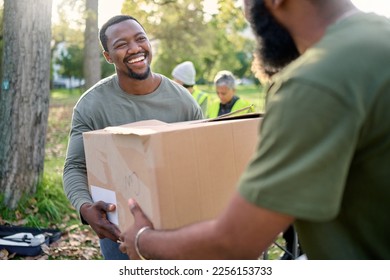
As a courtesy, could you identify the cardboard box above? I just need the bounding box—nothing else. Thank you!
[83,116,262,232]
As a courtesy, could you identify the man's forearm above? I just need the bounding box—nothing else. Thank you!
[138,220,235,260]
[63,165,93,214]
[131,193,293,260]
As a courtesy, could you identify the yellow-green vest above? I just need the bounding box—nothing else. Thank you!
[192,87,209,116]
[207,97,254,119]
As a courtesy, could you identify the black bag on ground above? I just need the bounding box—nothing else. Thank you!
[0,225,61,256]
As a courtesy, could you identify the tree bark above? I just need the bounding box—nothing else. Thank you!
[83,0,101,90]
[0,0,52,209]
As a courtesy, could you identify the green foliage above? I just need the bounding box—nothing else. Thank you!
[101,56,115,77]
[36,176,70,221]
[55,44,84,80]
[216,0,246,31]
[0,174,75,228]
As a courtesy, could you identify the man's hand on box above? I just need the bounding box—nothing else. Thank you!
[80,201,121,241]
[119,198,154,259]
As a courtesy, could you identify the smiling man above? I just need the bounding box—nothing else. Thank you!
[63,15,203,260]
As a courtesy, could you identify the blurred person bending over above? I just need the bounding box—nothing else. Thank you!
[207,70,254,118]
[172,61,209,116]
[118,0,390,259]
[63,15,203,260]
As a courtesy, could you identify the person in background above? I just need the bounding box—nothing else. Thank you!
[172,61,209,116]
[207,70,254,118]
[62,15,203,260]
[118,0,390,259]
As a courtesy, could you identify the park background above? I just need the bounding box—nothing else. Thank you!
[0,0,388,260]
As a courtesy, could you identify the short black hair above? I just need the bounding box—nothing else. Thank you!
[99,15,144,52]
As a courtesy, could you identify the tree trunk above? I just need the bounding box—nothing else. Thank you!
[0,0,52,209]
[83,0,101,90]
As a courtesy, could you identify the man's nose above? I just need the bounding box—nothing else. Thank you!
[127,41,141,54]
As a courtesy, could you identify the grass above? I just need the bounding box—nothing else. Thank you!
[0,85,287,260]
[41,88,89,230]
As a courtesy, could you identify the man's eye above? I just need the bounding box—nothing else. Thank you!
[115,43,127,49]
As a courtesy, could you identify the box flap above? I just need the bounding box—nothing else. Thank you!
[84,114,263,137]
[207,112,263,122]
[104,126,158,135]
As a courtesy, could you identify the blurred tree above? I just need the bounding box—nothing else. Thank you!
[51,0,84,88]
[207,0,256,80]
[0,0,52,209]
[52,0,102,89]
[83,0,101,89]
[51,0,84,53]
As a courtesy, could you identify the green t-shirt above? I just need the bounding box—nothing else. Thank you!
[63,74,203,213]
[239,12,390,259]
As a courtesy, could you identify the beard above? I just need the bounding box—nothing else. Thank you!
[123,52,151,80]
[126,65,151,80]
[249,0,300,75]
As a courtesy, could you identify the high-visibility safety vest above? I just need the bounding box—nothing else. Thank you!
[207,97,254,119]
[192,87,209,116]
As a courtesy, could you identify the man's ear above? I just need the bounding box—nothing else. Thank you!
[267,0,284,9]
[273,0,284,6]
[103,51,113,64]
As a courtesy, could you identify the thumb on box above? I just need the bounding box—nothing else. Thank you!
[128,198,145,219]
[128,198,153,227]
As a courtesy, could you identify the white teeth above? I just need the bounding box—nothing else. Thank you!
[128,56,145,64]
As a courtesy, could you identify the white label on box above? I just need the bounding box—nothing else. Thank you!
[90,185,119,225]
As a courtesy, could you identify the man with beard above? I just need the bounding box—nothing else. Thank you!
[118,0,390,260]
[63,15,203,260]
